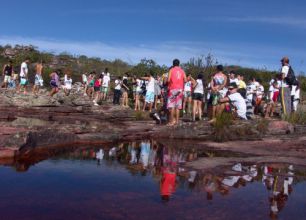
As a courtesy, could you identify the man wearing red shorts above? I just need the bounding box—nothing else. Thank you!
[167,59,186,126]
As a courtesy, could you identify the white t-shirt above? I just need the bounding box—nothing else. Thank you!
[256,85,264,99]
[64,75,72,89]
[184,81,192,92]
[253,81,260,87]
[230,78,239,86]
[146,77,155,93]
[281,66,289,87]
[115,80,121,90]
[295,88,300,100]
[82,74,87,83]
[291,85,300,100]
[102,75,110,87]
[20,62,28,77]
[269,79,281,92]
[269,79,275,92]
[136,79,142,92]
[246,84,256,101]
[228,92,247,119]
[194,79,204,94]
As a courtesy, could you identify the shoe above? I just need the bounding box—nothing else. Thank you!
[94,103,99,106]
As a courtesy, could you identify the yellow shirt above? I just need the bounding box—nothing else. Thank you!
[238,80,246,89]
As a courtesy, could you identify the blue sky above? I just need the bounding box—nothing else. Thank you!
[0,0,306,73]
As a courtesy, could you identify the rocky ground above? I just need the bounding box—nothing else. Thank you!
[0,85,306,172]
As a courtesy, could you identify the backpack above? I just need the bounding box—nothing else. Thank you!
[285,66,298,86]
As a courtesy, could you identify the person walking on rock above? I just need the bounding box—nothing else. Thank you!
[32,62,43,96]
[1,60,13,89]
[18,58,30,94]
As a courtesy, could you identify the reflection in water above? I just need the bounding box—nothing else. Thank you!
[262,164,295,219]
[2,140,306,219]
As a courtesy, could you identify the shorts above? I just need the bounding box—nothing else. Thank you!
[101,86,108,93]
[192,92,204,101]
[256,97,262,106]
[94,86,100,92]
[20,78,28,85]
[50,80,58,88]
[4,75,11,83]
[167,89,183,109]
[184,91,191,98]
[145,91,155,103]
[35,80,40,86]
[272,91,279,103]
[135,90,142,96]
[64,85,72,90]
[211,92,221,106]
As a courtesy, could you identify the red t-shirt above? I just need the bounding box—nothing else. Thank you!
[168,66,186,90]
[94,79,101,87]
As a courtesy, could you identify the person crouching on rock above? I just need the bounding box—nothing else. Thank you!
[216,82,247,120]
[49,70,60,97]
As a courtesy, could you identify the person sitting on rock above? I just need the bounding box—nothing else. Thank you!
[217,82,247,120]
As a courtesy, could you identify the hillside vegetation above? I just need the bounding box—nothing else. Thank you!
[1,44,305,93]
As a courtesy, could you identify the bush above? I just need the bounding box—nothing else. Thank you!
[283,111,306,125]
[213,112,233,142]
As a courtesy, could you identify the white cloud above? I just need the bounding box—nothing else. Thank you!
[204,16,306,29]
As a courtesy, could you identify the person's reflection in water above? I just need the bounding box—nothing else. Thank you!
[203,173,217,201]
[96,149,104,165]
[160,160,177,202]
[268,165,294,219]
[129,142,137,164]
[140,140,150,169]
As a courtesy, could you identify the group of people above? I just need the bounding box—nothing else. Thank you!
[1,58,74,97]
[1,57,301,125]
[110,57,301,126]
[81,69,111,105]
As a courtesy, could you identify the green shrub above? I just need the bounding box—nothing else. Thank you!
[283,111,306,125]
[213,112,233,142]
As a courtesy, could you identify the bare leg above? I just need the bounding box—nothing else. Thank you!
[175,108,180,124]
[187,98,192,114]
[183,98,187,114]
[192,100,197,121]
[198,101,203,120]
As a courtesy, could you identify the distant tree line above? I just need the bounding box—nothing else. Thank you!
[0,44,306,93]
